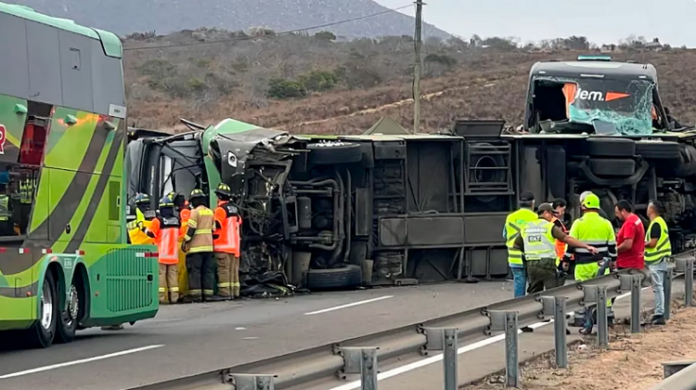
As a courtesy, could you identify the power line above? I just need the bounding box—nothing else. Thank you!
[124,4,413,52]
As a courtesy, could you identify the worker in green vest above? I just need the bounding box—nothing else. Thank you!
[0,184,12,236]
[644,200,671,326]
[564,192,617,335]
[504,192,538,297]
[515,203,597,293]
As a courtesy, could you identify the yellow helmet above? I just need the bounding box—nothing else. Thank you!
[582,193,600,209]
[190,188,205,200]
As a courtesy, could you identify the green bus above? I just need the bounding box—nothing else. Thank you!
[0,2,158,348]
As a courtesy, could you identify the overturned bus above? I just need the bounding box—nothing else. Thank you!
[127,56,696,293]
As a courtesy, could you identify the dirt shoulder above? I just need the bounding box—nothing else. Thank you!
[463,304,696,390]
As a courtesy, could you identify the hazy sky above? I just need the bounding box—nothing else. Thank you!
[375,0,689,47]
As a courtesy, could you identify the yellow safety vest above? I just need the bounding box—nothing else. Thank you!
[505,208,538,266]
[567,212,616,264]
[0,195,9,221]
[645,216,671,263]
[520,219,557,261]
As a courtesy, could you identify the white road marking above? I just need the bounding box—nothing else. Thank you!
[304,296,394,316]
[0,345,164,379]
[328,287,648,390]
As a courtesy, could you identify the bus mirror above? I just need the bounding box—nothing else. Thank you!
[104,121,116,131]
[13,104,27,115]
[64,115,77,126]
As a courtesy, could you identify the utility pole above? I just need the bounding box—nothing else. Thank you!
[413,0,424,134]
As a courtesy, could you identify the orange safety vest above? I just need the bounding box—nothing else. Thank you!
[551,216,568,259]
[213,201,242,256]
[150,216,181,265]
[179,208,191,239]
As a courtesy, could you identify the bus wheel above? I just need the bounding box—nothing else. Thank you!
[25,272,58,348]
[55,283,79,343]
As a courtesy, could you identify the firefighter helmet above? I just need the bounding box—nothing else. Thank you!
[134,193,150,205]
[215,183,232,198]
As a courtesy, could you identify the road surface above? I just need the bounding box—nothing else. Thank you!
[0,280,515,390]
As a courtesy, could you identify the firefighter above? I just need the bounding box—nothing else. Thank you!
[514,203,597,293]
[128,193,156,245]
[182,189,217,303]
[213,183,243,299]
[168,191,191,298]
[504,192,537,298]
[564,193,617,335]
[142,196,181,304]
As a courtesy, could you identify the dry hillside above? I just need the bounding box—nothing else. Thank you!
[122,31,696,133]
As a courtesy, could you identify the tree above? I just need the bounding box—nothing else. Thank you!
[267,78,307,99]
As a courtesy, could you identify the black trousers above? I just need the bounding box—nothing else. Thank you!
[186,252,215,298]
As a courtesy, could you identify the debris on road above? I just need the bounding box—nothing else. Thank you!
[463,305,696,390]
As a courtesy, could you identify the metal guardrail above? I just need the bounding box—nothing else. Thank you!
[130,257,696,390]
[650,360,696,390]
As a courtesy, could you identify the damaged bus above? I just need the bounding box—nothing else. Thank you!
[0,2,158,348]
[129,56,696,295]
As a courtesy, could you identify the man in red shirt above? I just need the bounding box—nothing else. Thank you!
[614,200,645,270]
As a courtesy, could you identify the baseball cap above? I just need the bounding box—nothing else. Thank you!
[537,202,554,214]
[520,191,535,202]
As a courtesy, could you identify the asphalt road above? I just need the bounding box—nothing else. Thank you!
[0,280,516,390]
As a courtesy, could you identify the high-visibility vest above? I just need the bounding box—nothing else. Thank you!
[213,202,242,256]
[0,195,9,221]
[520,219,557,261]
[567,212,617,265]
[551,216,568,262]
[645,216,671,263]
[179,208,191,239]
[505,208,538,266]
[128,218,155,245]
[151,216,181,265]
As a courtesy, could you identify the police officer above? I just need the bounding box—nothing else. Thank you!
[142,196,182,304]
[182,189,218,303]
[564,193,617,335]
[504,192,537,298]
[644,200,671,325]
[514,203,597,293]
[213,183,243,300]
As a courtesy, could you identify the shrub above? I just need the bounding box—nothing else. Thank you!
[267,78,307,99]
[314,31,336,41]
[298,70,338,92]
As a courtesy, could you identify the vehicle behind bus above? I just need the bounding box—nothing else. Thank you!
[0,2,158,348]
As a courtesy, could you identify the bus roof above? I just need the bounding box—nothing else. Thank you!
[530,60,657,82]
[0,1,122,58]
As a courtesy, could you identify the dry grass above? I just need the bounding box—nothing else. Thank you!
[123,32,696,134]
[463,304,696,390]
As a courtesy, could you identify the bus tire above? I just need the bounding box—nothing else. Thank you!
[26,272,58,348]
[55,281,81,344]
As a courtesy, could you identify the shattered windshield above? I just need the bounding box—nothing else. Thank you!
[535,76,655,135]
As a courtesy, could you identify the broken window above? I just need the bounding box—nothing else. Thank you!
[532,76,655,135]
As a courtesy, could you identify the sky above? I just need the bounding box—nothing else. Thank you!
[375,0,690,47]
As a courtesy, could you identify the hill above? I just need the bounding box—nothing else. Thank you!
[119,31,696,134]
[7,0,450,38]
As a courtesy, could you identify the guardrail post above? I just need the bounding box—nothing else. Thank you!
[631,274,642,333]
[229,374,277,390]
[552,296,568,368]
[595,285,609,348]
[340,347,380,389]
[487,310,519,387]
[686,259,694,307]
[361,348,378,390]
[504,311,519,387]
[664,267,673,321]
[443,328,458,390]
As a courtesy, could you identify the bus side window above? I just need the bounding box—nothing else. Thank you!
[19,101,52,166]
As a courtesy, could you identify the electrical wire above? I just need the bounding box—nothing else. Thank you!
[124,4,413,52]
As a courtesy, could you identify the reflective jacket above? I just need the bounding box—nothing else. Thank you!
[520,219,557,261]
[213,201,242,256]
[0,195,10,221]
[565,212,617,265]
[504,208,538,266]
[184,206,215,253]
[149,216,181,265]
[645,216,671,263]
